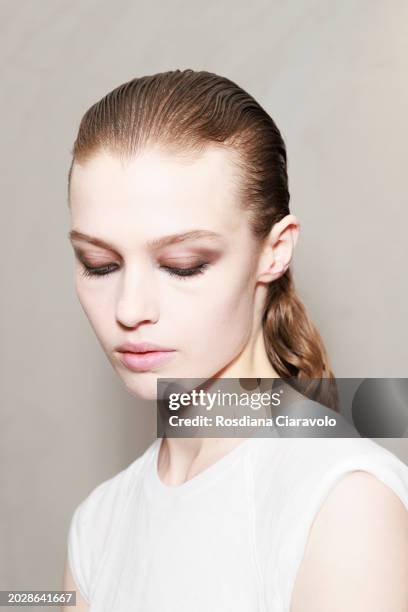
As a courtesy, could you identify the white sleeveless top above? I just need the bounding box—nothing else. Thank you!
[67,435,408,611]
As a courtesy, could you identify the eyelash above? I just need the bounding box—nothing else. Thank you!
[80,262,209,280]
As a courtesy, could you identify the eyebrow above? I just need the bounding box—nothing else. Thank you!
[68,229,223,251]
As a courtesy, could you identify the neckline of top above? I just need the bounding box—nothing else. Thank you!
[145,435,260,498]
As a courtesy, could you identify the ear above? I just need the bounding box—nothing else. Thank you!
[256,214,300,282]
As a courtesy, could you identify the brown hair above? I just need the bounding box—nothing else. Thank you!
[69,69,339,412]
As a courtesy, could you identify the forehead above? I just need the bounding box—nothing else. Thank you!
[69,146,247,246]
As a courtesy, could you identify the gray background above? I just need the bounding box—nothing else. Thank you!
[1,0,407,602]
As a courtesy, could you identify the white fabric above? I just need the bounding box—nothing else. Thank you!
[67,435,408,611]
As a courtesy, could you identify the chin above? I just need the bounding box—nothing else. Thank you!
[122,374,161,402]
[117,359,228,402]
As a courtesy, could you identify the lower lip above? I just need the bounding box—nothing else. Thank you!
[118,350,176,372]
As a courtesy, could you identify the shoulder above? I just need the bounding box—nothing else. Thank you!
[250,436,408,510]
[72,443,150,529]
[254,435,408,494]
[260,437,408,611]
[290,470,408,611]
[67,441,155,601]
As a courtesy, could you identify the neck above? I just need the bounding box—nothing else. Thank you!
[157,327,279,486]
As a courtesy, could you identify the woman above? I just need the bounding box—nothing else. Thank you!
[62,70,408,611]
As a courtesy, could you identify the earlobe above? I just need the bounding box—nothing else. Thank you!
[257,259,287,283]
[271,261,285,274]
[270,259,288,279]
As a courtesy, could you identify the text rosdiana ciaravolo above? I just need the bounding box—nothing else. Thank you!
[167,415,337,428]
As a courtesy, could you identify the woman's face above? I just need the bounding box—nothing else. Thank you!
[69,146,263,400]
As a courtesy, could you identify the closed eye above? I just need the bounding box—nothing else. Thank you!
[80,262,209,279]
[161,263,209,278]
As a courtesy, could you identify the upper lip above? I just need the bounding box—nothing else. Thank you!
[116,341,174,353]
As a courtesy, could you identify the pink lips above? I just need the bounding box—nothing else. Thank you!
[116,341,176,372]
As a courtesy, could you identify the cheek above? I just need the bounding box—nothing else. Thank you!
[203,260,256,329]
[74,276,114,338]
[178,278,255,353]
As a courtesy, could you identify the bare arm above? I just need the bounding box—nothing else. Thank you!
[61,554,89,612]
[290,470,408,612]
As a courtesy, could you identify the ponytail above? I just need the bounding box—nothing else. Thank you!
[263,269,339,412]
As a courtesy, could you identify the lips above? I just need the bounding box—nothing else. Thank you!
[116,341,176,372]
[116,341,173,353]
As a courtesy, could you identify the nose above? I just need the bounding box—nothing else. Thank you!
[115,264,159,328]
